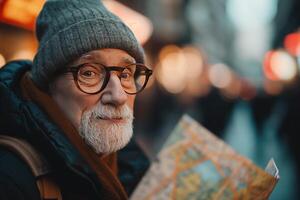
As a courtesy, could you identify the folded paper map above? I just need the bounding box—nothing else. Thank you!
[131,115,279,200]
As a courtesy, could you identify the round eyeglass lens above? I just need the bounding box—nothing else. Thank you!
[123,64,147,94]
[77,64,106,94]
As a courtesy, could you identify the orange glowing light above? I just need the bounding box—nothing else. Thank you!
[263,49,297,81]
[263,51,279,81]
[11,50,35,60]
[158,45,181,61]
[0,0,45,30]
[156,45,186,94]
[284,32,300,56]
[0,54,6,68]
[182,46,204,79]
[181,46,205,96]
[156,45,206,95]
[103,0,153,45]
[0,0,153,43]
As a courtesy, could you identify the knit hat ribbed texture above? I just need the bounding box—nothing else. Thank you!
[32,0,145,90]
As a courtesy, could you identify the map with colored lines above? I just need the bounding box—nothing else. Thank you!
[131,115,279,200]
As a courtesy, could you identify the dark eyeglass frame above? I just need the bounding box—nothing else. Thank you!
[60,63,153,95]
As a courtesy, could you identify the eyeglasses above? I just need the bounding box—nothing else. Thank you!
[60,63,153,95]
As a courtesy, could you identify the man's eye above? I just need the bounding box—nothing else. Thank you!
[82,71,95,77]
[79,65,100,78]
[120,70,132,80]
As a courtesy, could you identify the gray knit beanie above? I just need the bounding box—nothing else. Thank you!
[32,0,145,90]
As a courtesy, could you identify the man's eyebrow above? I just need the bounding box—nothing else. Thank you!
[122,57,135,64]
[69,54,93,66]
[80,54,94,61]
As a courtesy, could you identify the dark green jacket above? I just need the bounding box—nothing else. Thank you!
[0,60,149,199]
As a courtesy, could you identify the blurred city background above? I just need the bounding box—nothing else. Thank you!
[0,0,300,199]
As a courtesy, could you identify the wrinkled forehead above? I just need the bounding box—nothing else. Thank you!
[70,49,136,66]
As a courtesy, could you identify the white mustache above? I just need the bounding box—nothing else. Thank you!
[91,104,133,120]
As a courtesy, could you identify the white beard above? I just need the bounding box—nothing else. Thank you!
[79,103,134,154]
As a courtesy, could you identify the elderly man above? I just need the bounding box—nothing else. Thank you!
[0,0,152,199]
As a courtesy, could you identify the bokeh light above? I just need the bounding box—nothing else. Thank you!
[221,78,241,99]
[263,49,298,81]
[284,32,300,56]
[263,51,278,80]
[182,46,204,80]
[0,0,45,30]
[0,54,6,68]
[156,45,186,94]
[11,49,35,60]
[156,45,204,95]
[208,63,232,89]
[103,0,153,45]
[181,46,205,96]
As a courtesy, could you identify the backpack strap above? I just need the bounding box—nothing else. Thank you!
[0,135,62,200]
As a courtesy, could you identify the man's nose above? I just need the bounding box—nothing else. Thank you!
[101,74,127,106]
